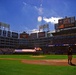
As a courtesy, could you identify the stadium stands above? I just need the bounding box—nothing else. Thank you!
[0,16,76,54]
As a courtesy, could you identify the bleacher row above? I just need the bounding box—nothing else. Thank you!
[51,35,76,45]
[0,48,14,54]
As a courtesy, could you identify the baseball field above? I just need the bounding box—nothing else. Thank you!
[0,55,76,75]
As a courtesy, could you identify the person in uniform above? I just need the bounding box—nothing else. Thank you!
[67,47,73,64]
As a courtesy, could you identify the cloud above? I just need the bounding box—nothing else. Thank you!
[22,2,40,15]
[31,3,43,15]
[23,2,27,6]
[23,1,39,10]
[31,29,39,33]
[22,1,43,15]
[63,2,69,10]
[38,7,43,15]
[43,17,62,24]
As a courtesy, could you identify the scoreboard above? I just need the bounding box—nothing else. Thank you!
[55,17,75,30]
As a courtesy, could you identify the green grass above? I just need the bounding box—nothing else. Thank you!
[0,55,76,75]
[0,55,76,60]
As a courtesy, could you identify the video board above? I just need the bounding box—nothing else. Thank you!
[56,17,75,30]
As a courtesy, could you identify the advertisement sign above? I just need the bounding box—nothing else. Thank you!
[63,18,71,24]
[30,33,37,38]
[64,23,75,28]
[58,24,64,29]
[38,32,45,38]
[20,34,29,38]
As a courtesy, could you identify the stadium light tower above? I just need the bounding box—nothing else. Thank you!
[0,22,10,31]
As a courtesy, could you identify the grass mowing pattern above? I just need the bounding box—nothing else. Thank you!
[0,55,69,60]
[0,55,76,75]
[0,55,76,59]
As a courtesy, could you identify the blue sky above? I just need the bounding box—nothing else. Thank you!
[0,0,76,33]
